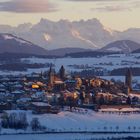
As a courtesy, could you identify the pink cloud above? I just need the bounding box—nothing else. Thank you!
[0,0,57,13]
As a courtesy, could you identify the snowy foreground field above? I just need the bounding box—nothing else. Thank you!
[1,109,140,133]
[1,109,140,139]
[28,110,140,133]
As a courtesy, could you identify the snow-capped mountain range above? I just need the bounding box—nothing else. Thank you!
[0,18,140,51]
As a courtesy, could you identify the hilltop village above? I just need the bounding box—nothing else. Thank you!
[0,65,140,115]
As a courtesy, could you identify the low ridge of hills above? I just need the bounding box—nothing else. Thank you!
[0,33,47,55]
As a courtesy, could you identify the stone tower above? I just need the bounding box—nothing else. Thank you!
[48,66,54,86]
[59,65,65,80]
[125,68,132,93]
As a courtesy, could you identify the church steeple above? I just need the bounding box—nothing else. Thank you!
[48,65,54,86]
[59,65,65,80]
[125,68,132,93]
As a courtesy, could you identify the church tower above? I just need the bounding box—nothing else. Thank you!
[48,66,54,86]
[125,68,132,93]
[59,65,65,80]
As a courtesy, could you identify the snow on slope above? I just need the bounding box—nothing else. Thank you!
[44,33,52,42]
[103,26,114,36]
[1,18,140,51]
[106,47,122,52]
[71,29,98,48]
[0,18,118,50]
[123,40,131,53]
[101,40,140,53]
[3,34,32,45]
[0,33,47,55]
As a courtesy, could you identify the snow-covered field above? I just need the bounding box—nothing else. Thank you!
[1,53,140,82]
[21,54,140,72]
[1,109,140,139]
[1,54,140,75]
[29,111,140,133]
[1,109,140,134]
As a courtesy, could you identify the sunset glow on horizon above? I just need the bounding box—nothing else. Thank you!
[0,0,140,31]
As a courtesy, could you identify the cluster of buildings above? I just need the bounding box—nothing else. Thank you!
[0,65,140,114]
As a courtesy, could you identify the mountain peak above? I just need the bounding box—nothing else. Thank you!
[1,18,140,50]
[103,26,114,36]
[39,18,53,25]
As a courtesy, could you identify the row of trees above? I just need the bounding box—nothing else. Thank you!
[0,112,45,131]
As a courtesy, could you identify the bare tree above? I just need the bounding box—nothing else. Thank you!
[30,118,41,131]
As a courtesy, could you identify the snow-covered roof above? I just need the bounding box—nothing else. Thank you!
[32,102,51,107]
[100,108,140,112]
[17,98,31,103]
[13,84,23,88]
[0,84,5,88]
[1,77,9,81]
[12,91,24,94]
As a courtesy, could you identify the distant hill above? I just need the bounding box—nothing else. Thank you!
[100,40,140,53]
[64,40,140,57]
[110,67,140,76]
[1,33,140,58]
[65,51,118,58]
[0,33,47,55]
[132,48,140,53]
[46,48,92,57]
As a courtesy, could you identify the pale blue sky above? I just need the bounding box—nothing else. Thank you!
[0,0,139,31]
